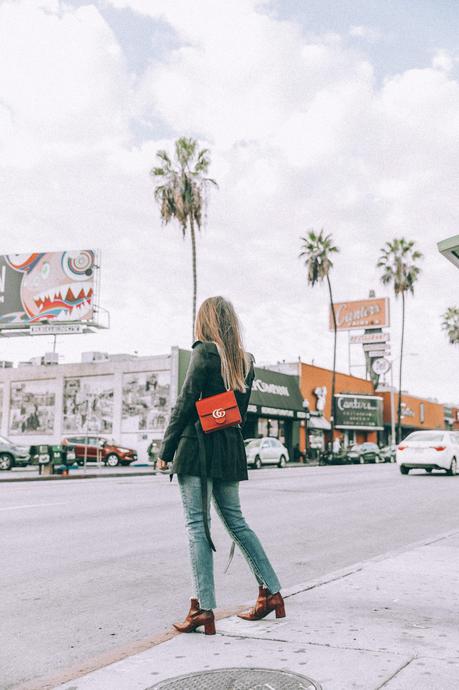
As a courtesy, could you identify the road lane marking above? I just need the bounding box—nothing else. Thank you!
[0,502,67,511]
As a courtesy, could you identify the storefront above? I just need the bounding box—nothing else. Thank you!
[243,367,306,460]
[377,391,445,443]
[177,351,306,460]
[297,363,377,453]
[444,404,459,431]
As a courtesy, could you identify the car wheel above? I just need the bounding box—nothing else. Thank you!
[278,455,286,468]
[0,453,13,470]
[106,453,120,467]
[425,468,432,473]
[400,465,409,475]
[447,457,457,476]
[254,456,262,470]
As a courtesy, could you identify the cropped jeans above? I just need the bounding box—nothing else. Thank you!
[178,474,281,610]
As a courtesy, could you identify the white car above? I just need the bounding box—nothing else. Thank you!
[397,430,459,475]
[244,437,289,469]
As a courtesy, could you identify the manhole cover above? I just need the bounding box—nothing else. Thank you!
[150,667,322,690]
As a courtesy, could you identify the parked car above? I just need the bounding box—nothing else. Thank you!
[61,436,138,467]
[0,435,30,470]
[244,437,289,469]
[397,430,459,475]
[347,442,384,464]
[380,444,397,463]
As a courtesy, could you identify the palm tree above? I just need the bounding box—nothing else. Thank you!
[299,230,340,453]
[151,137,217,338]
[441,306,459,345]
[377,239,423,442]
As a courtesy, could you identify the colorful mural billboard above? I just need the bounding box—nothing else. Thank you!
[121,371,170,433]
[9,380,56,434]
[0,250,96,328]
[63,376,114,434]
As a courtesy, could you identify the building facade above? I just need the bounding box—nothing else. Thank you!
[0,351,176,461]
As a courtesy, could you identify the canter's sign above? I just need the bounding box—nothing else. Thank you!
[329,297,390,331]
[0,250,96,329]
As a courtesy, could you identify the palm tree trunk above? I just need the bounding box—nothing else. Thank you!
[189,215,197,341]
[326,275,337,455]
[397,291,405,443]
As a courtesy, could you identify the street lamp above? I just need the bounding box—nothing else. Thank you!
[302,400,311,460]
[437,235,459,269]
[387,353,418,446]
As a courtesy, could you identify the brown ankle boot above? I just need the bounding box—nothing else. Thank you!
[173,599,216,635]
[237,586,286,621]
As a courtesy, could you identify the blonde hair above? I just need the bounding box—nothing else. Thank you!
[195,296,249,392]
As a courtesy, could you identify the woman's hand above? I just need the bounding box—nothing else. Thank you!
[156,458,169,472]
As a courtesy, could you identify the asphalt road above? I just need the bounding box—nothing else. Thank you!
[2,464,459,690]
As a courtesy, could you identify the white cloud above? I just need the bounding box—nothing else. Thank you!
[349,25,382,44]
[0,0,458,404]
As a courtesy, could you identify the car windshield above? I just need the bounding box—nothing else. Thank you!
[245,439,261,448]
[405,432,445,443]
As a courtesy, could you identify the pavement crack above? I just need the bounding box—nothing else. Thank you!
[374,655,416,689]
[284,566,363,597]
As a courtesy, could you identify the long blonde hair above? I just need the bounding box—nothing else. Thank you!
[195,296,249,392]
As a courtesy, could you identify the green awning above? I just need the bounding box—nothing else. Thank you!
[248,367,306,419]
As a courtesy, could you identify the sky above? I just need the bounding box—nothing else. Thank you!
[0,0,458,403]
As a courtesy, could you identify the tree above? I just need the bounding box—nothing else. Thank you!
[151,137,217,338]
[377,239,423,442]
[441,306,459,345]
[299,230,340,453]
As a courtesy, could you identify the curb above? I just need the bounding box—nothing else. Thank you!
[0,462,320,483]
[0,470,157,483]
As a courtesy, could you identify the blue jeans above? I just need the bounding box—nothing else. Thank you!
[178,474,281,610]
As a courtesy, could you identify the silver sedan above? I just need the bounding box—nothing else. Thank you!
[244,437,290,469]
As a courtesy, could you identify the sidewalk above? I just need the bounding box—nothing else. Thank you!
[0,461,313,483]
[51,530,459,690]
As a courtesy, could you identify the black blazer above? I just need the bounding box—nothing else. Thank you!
[159,340,255,481]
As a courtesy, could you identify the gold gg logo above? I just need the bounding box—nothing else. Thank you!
[212,408,226,420]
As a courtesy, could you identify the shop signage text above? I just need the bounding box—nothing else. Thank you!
[334,394,384,430]
[30,324,85,335]
[330,297,390,331]
[362,342,389,352]
[253,379,290,397]
[350,332,390,344]
[368,350,391,358]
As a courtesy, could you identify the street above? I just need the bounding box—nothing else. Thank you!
[2,464,459,690]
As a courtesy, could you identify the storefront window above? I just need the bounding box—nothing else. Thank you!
[257,417,280,438]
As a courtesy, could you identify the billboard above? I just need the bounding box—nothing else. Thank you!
[334,394,384,430]
[329,297,390,331]
[0,250,96,329]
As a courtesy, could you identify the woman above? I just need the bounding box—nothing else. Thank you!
[157,296,285,635]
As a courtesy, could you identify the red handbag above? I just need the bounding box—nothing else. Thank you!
[195,390,242,433]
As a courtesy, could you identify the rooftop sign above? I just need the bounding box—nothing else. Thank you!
[330,297,390,331]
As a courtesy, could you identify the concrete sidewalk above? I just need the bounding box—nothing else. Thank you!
[51,530,459,690]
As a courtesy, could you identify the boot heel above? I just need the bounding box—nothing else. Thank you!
[204,619,216,635]
[275,603,286,618]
